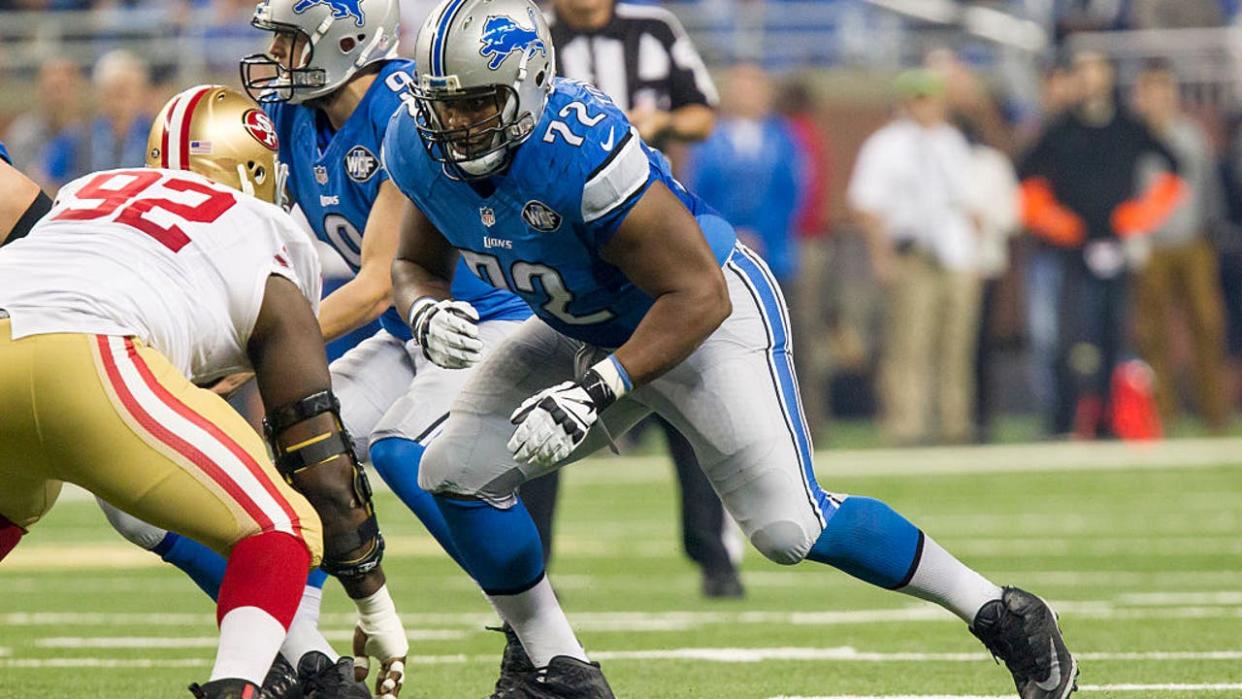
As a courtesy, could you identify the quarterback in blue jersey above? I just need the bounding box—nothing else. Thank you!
[1,141,52,247]
[384,0,1079,697]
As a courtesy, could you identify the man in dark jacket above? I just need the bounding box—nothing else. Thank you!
[1020,50,1184,436]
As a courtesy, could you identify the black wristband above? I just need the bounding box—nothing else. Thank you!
[579,368,618,411]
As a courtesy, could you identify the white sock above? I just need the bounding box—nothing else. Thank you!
[901,535,1003,624]
[279,585,338,665]
[487,576,587,667]
[212,606,287,684]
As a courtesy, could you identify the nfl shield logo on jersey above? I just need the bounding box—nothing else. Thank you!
[522,200,562,232]
[345,146,380,182]
[480,207,497,228]
[314,165,329,185]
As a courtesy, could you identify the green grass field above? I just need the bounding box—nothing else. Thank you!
[2,438,1241,698]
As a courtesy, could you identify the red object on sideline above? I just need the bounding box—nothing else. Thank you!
[216,531,310,628]
[1111,360,1163,441]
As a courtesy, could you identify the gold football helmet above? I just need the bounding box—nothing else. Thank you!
[146,85,286,207]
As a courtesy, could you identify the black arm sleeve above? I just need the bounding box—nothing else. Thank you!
[2,190,52,248]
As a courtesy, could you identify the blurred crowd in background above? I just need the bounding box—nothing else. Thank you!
[6,0,1242,446]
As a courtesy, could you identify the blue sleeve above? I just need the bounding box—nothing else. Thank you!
[0,141,10,164]
[380,111,414,200]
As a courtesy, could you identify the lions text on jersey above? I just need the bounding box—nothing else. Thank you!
[264,58,528,340]
[383,78,736,348]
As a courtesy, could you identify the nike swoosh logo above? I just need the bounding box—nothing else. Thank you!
[601,127,615,152]
[1034,638,1062,692]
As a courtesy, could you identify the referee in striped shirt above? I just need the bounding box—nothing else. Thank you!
[522,0,745,598]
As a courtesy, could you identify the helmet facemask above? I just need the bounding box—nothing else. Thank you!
[240,22,326,104]
[412,50,546,179]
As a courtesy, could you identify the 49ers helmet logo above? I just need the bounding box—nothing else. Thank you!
[243,109,280,151]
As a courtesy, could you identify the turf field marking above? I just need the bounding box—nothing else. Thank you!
[567,437,1242,485]
[587,647,1242,663]
[14,644,1242,664]
[10,603,1242,630]
[1116,591,1242,605]
[34,628,469,648]
[769,685,1242,698]
[0,658,210,669]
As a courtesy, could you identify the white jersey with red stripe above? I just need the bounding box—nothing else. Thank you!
[0,167,321,384]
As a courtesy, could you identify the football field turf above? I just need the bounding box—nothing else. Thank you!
[2,438,1241,698]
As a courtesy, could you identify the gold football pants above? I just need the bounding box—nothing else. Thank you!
[0,319,322,564]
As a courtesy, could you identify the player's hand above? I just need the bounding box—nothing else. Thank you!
[408,298,483,369]
[353,622,408,698]
[197,371,254,399]
[508,368,621,467]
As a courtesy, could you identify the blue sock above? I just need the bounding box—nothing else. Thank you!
[435,495,545,595]
[370,437,467,569]
[153,533,329,601]
[152,532,227,599]
[306,568,328,589]
[805,496,924,589]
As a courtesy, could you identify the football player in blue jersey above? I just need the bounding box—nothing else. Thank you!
[383,0,1079,697]
[95,0,533,695]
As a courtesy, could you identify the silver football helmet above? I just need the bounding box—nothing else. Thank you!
[411,0,555,177]
[240,0,400,104]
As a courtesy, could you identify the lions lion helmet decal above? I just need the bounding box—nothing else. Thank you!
[291,0,365,26]
[479,9,548,71]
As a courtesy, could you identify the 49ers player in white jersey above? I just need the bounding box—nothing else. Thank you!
[0,86,407,699]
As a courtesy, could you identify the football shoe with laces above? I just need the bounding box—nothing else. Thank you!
[490,623,536,695]
[970,587,1079,699]
[259,654,300,698]
[188,678,264,699]
[489,655,615,699]
[297,651,372,698]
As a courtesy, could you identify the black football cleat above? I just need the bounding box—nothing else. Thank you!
[260,654,301,699]
[702,570,745,599]
[297,651,372,698]
[971,587,1079,699]
[491,655,615,699]
[188,678,263,699]
[490,623,536,695]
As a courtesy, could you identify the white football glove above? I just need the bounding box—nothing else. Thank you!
[508,361,629,467]
[408,298,483,369]
[351,585,408,698]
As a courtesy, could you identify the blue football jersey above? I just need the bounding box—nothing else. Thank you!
[0,141,10,164]
[383,78,736,348]
[265,59,528,341]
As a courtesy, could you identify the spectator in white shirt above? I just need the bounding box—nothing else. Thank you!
[849,70,984,444]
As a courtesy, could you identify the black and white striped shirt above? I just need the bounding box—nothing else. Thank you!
[548,3,718,114]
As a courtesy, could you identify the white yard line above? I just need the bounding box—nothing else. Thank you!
[1,658,210,669]
[769,686,1242,699]
[8,603,1242,630]
[567,438,1242,485]
[12,643,1242,665]
[35,628,470,648]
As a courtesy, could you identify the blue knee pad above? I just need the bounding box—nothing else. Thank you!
[370,437,466,569]
[806,496,924,589]
[435,495,544,595]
